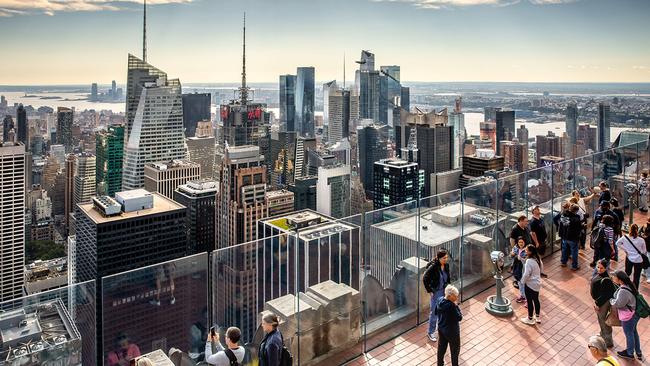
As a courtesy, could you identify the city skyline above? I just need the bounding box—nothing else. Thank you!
[1,0,649,85]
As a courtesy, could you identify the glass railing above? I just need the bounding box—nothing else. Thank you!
[4,139,649,365]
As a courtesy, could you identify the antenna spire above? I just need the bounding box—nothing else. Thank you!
[239,12,249,104]
[143,0,147,62]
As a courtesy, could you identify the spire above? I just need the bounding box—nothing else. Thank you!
[142,0,147,62]
[239,12,249,105]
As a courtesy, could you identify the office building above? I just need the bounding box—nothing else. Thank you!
[144,160,201,200]
[430,169,462,196]
[90,83,98,101]
[517,125,529,151]
[122,61,186,190]
[328,86,352,143]
[495,110,515,155]
[187,121,216,179]
[266,130,296,189]
[358,69,381,123]
[181,92,211,138]
[221,100,270,147]
[288,175,317,211]
[2,115,13,142]
[0,142,25,302]
[96,124,124,196]
[577,123,598,152]
[460,149,505,187]
[125,54,168,142]
[293,136,317,180]
[484,107,499,122]
[448,98,466,169]
[357,124,389,199]
[373,158,424,210]
[50,145,66,172]
[295,67,315,137]
[316,164,351,218]
[500,139,527,172]
[264,189,295,218]
[16,104,28,149]
[323,80,336,130]
[173,180,218,254]
[64,154,75,229]
[73,152,96,206]
[56,107,73,153]
[396,108,453,196]
[279,74,297,132]
[536,131,564,166]
[566,102,578,145]
[598,102,611,151]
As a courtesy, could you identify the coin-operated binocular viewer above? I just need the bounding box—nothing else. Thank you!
[485,251,513,316]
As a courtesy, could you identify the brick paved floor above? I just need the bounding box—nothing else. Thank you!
[346,213,650,366]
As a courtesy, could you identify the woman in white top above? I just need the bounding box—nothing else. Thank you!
[520,244,543,325]
[616,224,647,289]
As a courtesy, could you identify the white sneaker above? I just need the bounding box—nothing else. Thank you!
[428,333,437,342]
[520,317,535,325]
[149,299,161,306]
[535,315,541,324]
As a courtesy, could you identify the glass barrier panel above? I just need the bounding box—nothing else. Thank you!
[0,281,97,366]
[361,200,419,352]
[637,141,650,216]
[460,179,502,300]
[101,254,208,365]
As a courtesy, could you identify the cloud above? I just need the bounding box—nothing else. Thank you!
[0,0,192,16]
[371,0,579,9]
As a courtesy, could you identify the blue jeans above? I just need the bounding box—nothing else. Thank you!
[561,239,579,269]
[622,313,642,355]
[428,291,444,335]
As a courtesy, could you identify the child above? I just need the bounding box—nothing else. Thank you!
[511,237,527,303]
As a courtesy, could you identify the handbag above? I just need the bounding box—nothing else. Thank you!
[605,307,621,327]
[618,307,635,322]
[624,235,650,269]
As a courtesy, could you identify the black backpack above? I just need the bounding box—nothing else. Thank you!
[558,215,571,239]
[590,227,606,249]
[279,334,293,366]
[224,349,240,366]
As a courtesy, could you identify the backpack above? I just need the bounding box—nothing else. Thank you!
[590,227,606,249]
[224,349,240,366]
[558,215,571,239]
[621,287,650,319]
[279,341,293,366]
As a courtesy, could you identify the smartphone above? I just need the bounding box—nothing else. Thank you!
[210,326,217,337]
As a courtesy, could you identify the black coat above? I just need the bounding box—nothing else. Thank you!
[422,260,450,294]
[590,272,617,307]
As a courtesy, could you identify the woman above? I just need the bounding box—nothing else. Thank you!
[573,189,595,214]
[639,172,649,212]
[590,259,617,348]
[616,223,647,289]
[640,218,650,284]
[107,333,141,366]
[592,215,615,268]
[423,249,451,342]
[259,313,284,366]
[520,244,543,325]
[610,271,643,360]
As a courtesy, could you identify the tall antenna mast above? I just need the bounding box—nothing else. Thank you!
[142,0,147,62]
[239,12,249,105]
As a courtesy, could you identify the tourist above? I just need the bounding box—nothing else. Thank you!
[610,271,643,361]
[510,215,532,250]
[557,204,584,270]
[573,189,596,214]
[423,249,451,342]
[593,201,619,232]
[206,327,245,366]
[640,218,650,284]
[520,244,543,325]
[616,224,647,289]
[591,215,616,269]
[590,259,617,348]
[529,206,549,277]
[435,285,462,366]
[598,181,612,205]
[610,198,624,239]
[587,335,621,366]
[259,313,284,366]
[107,333,141,366]
[639,172,649,212]
[511,237,527,303]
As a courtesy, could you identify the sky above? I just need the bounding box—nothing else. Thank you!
[0,0,649,85]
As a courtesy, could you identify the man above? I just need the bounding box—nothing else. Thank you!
[557,204,584,270]
[529,206,549,278]
[510,215,532,249]
[598,181,612,205]
[435,285,462,366]
[587,335,620,366]
[205,327,245,366]
[593,201,619,232]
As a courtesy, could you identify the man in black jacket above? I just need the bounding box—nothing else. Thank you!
[435,285,462,366]
[558,204,585,270]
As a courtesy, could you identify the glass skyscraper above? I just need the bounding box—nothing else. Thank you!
[295,66,315,137]
[96,125,124,196]
[279,74,296,132]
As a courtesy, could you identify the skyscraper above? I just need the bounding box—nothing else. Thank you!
[73,152,96,206]
[598,102,611,151]
[373,158,424,210]
[288,176,317,211]
[56,107,74,153]
[2,115,14,143]
[396,109,453,196]
[517,125,529,152]
[357,124,389,199]
[322,80,337,131]
[173,180,218,254]
[181,92,211,138]
[327,86,352,143]
[448,97,466,169]
[125,54,167,142]
[566,102,578,145]
[90,83,98,102]
[0,142,25,302]
[122,57,186,190]
[295,66,315,137]
[500,139,527,172]
[266,130,296,189]
[187,121,216,179]
[96,125,124,196]
[316,164,351,218]
[64,154,76,230]
[495,110,515,155]
[536,131,564,166]
[16,104,28,149]
[144,160,201,200]
[279,74,297,132]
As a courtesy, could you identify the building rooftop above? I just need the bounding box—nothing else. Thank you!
[177,179,218,194]
[79,191,184,224]
[147,159,199,171]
